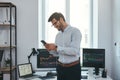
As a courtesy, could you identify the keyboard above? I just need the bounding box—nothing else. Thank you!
[21,75,39,80]
[39,76,55,79]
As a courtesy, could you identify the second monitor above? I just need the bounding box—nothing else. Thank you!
[82,48,105,75]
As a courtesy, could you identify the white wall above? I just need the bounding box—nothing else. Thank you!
[0,0,39,68]
[112,0,120,80]
[98,0,120,80]
[98,0,112,77]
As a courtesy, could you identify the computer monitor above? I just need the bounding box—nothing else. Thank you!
[37,49,58,71]
[82,48,105,75]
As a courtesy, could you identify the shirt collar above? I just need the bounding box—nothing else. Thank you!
[62,25,71,32]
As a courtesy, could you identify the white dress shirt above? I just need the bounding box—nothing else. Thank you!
[49,25,82,64]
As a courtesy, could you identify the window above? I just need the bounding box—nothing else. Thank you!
[39,0,95,48]
[45,0,66,43]
[70,0,91,47]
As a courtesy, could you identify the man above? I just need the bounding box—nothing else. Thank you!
[45,12,82,80]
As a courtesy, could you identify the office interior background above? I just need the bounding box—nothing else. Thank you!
[0,0,120,80]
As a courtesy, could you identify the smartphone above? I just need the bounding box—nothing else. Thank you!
[41,40,46,45]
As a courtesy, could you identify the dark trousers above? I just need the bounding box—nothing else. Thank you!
[56,62,81,80]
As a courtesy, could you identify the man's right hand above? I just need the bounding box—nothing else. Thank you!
[45,43,57,51]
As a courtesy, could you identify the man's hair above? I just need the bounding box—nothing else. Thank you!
[48,12,65,22]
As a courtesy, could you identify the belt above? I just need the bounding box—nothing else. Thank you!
[57,60,80,67]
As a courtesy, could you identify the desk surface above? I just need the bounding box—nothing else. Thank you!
[19,71,57,80]
[19,78,56,80]
[81,68,112,80]
[19,69,112,80]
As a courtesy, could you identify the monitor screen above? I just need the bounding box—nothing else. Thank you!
[82,48,105,75]
[37,49,58,71]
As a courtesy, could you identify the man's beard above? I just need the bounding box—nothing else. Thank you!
[58,27,62,31]
[58,23,63,32]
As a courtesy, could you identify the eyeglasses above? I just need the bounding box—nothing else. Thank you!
[51,21,59,27]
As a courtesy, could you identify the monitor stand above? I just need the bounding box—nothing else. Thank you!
[94,67,99,75]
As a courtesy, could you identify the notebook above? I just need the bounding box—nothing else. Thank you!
[18,63,39,79]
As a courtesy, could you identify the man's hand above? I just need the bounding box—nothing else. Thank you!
[45,43,57,51]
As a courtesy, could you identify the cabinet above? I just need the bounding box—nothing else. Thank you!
[0,2,17,80]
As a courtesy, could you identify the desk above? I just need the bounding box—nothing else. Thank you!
[87,76,112,80]
[81,68,112,80]
[19,69,112,80]
[19,78,56,80]
[19,71,57,80]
